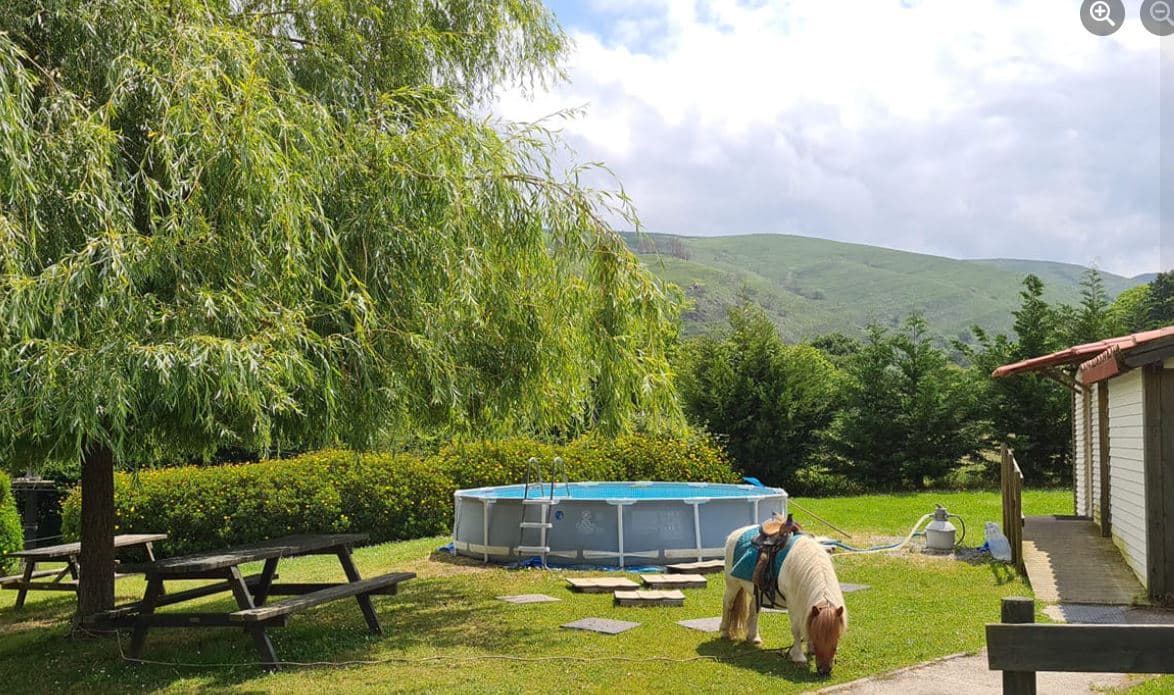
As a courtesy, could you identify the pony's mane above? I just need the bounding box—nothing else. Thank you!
[808,601,845,643]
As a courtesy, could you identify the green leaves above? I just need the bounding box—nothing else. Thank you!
[0,0,683,472]
[829,316,985,490]
[677,304,843,487]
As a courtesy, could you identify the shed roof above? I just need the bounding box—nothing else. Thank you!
[991,325,1174,383]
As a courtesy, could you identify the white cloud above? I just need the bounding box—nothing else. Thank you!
[497,0,1171,276]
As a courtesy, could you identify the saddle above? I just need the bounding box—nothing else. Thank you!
[751,513,802,609]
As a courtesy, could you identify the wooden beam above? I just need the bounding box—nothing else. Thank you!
[1122,336,1174,368]
[997,597,1037,695]
[987,623,1174,673]
[1098,381,1112,537]
[1083,380,1094,518]
[1042,367,1082,394]
[1161,368,1174,601]
[1143,366,1170,599]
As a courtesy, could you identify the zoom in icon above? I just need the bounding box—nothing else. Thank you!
[1142,0,1174,35]
[1082,0,1125,35]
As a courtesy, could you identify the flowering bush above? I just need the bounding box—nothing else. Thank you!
[61,451,452,556]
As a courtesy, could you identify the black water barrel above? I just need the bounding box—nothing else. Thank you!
[11,477,65,549]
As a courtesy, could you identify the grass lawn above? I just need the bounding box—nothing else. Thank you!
[0,489,1070,694]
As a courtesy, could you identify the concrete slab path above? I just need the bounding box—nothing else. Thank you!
[1022,516,1143,604]
[815,650,1136,695]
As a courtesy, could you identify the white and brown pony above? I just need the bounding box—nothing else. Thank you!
[720,526,848,676]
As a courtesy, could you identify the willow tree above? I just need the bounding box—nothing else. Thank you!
[0,0,682,617]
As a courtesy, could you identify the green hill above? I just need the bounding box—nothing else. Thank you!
[623,233,1147,342]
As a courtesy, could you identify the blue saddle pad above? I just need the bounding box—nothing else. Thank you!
[730,527,801,583]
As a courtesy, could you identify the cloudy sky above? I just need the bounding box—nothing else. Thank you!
[495,0,1172,277]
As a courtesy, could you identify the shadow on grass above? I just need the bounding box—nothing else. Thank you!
[0,593,80,631]
[950,551,1019,586]
[426,549,492,568]
[695,636,828,686]
[0,575,546,693]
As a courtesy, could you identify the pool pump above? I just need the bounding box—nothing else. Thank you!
[925,505,960,552]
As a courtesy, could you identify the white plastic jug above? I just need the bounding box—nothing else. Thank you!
[984,521,1012,561]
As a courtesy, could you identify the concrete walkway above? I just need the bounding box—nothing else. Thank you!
[819,517,1162,694]
[816,650,1136,694]
[1021,515,1143,604]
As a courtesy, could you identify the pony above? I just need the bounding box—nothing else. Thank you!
[719,525,848,676]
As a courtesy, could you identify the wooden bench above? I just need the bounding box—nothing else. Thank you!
[987,596,1174,694]
[229,572,415,628]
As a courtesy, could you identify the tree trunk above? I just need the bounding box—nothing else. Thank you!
[77,442,115,621]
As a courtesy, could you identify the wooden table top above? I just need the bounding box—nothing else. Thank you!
[121,534,368,574]
[6,533,168,560]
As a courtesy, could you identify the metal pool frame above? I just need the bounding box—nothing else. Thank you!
[451,481,788,567]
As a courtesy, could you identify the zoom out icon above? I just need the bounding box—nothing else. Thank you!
[1142,0,1174,35]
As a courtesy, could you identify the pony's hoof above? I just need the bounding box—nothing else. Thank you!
[750,636,763,646]
[788,648,807,664]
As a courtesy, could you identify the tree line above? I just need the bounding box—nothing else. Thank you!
[677,269,1174,493]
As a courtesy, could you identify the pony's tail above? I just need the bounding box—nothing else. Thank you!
[727,587,751,640]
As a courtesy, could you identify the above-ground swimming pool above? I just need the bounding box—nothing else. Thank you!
[451,481,788,567]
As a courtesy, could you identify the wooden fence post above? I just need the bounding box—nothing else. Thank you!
[1001,596,1036,695]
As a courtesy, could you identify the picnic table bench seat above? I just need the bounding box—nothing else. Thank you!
[229,572,415,624]
[84,572,276,625]
[0,568,62,585]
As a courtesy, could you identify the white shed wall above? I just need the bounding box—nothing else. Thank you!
[1107,368,1147,585]
[1074,387,1088,516]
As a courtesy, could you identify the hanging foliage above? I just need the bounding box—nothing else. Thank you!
[0,0,683,614]
[0,0,683,471]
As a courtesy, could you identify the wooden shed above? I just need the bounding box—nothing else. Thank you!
[992,326,1174,600]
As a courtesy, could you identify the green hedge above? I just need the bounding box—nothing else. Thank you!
[433,434,739,490]
[61,434,737,556]
[0,471,23,574]
[62,451,454,557]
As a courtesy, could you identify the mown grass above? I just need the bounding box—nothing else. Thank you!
[0,489,1070,694]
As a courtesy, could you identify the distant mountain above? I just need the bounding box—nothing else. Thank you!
[970,259,1139,296]
[622,233,1149,342]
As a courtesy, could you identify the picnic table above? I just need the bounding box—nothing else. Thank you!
[1,533,167,608]
[89,533,414,670]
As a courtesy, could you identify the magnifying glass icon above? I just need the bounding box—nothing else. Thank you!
[1151,0,1174,26]
[1089,0,1117,25]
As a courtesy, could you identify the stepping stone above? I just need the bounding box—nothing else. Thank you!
[677,616,723,633]
[496,594,560,604]
[666,559,725,575]
[614,589,686,607]
[840,583,871,593]
[642,573,707,589]
[566,577,640,593]
[561,617,641,635]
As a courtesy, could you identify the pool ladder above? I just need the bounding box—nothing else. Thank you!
[516,456,569,567]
